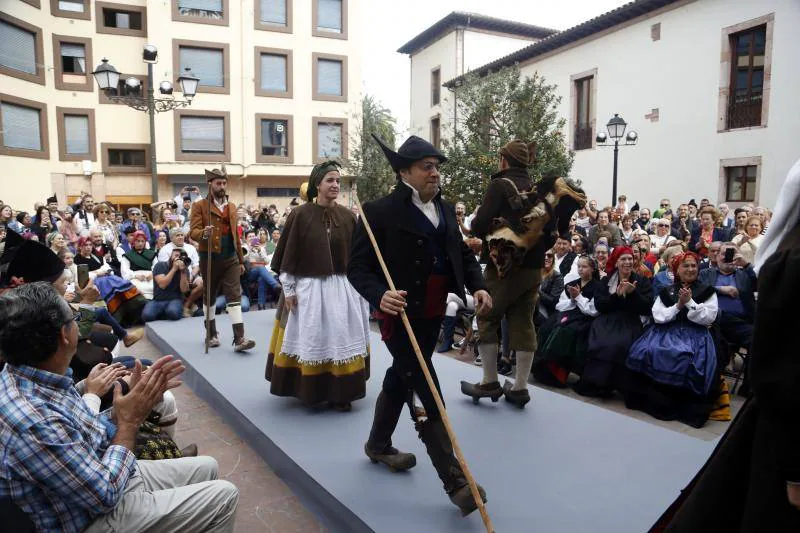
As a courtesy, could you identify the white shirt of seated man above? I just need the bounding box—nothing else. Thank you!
[120,234,156,299]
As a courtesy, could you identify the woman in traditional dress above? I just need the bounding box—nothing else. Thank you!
[75,236,147,327]
[533,254,600,387]
[624,252,724,427]
[266,161,370,411]
[653,159,800,533]
[575,246,653,397]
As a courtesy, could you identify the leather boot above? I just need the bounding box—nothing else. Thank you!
[437,316,457,353]
[417,419,487,516]
[205,319,220,348]
[365,391,416,471]
[232,323,255,352]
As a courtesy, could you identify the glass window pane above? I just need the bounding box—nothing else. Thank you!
[260,54,287,92]
[260,0,286,25]
[64,115,89,154]
[317,0,342,32]
[317,59,342,96]
[58,1,85,12]
[180,47,224,88]
[178,0,223,12]
[181,116,224,153]
[116,12,131,29]
[1,102,41,151]
[317,123,342,158]
[0,21,37,75]
[261,119,288,156]
[60,43,85,58]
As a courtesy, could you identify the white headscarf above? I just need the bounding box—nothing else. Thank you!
[754,158,800,274]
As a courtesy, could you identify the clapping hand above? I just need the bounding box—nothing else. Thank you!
[84,363,127,396]
[617,280,637,297]
[677,287,692,308]
[567,285,581,300]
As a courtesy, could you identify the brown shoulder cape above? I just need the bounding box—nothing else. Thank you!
[270,202,356,277]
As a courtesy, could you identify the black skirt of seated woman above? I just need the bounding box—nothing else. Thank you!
[575,270,653,398]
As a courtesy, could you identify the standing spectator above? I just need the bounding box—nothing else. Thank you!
[615,194,629,214]
[58,208,81,252]
[142,248,189,322]
[690,207,727,257]
[72,193,96,233]
[120,208,154,248]
[718,202,734,230]
[731,216,765,264]
[588,211,623,248]
[636,208,652,232]
[620,215,636,245]
[120,231,156,299]
[653,198,671,219]
[732,208,749,238]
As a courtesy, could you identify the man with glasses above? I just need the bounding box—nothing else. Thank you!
[120,208,154,249]
[653,198,671,219]
[0,282,240,533]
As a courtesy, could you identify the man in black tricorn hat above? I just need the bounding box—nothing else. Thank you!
[189,165,255,352]
[348,135,492,515]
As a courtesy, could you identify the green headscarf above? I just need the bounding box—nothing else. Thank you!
[307,160,341,202]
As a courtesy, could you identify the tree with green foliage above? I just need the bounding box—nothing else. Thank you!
[441,66,574,210]
[343,95,398,203]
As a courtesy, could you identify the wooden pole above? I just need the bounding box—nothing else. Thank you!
[204,227,213,355]
[354,195,495,533]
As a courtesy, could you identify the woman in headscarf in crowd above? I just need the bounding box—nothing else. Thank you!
[654,158,800,533]
[47,232,68,256]
[266,161,370,411]
[533,254,601,387]
[731,215,765,264]
[624,252,727,427]
[91,202,119,248]
[575,246,653,397]
[651,218,678,255]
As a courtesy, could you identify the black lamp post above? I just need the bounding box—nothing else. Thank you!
[92,45,200,203]
[596,113,638,206]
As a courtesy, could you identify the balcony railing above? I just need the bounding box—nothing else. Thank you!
[574,125,592,150]
[727,97,762,129]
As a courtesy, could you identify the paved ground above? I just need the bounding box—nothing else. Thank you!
[120,318,745,532]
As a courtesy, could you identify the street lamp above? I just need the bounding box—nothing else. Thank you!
[92,46,200,203]
[596,113,638,206]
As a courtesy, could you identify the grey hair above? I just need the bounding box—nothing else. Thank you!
[0,282,73,366]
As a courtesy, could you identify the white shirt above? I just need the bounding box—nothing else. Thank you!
[554,253,569,272]
[158,242,200,265]
[402,181,440,227]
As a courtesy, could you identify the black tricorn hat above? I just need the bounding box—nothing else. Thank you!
[0,229,65,284]
[372,134,447,173]
[46,194,57,204]
[631,202,640,212]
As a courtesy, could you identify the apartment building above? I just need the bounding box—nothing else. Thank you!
[403,0,800,210]
[0,0,361,213]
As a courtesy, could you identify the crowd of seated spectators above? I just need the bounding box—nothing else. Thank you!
[451,194,769,429]
[0,192,291,328]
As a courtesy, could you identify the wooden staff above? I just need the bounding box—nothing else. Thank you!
[204,226,213,354]
[354,194,495,533]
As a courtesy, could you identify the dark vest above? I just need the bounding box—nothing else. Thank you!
[407,201,450,276]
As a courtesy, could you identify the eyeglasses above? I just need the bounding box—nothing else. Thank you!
[417,162,441,173]
[545,253,554,258]
[660,203,669,208]
[658,224,670,227]
[98,210,109,214]
[130,212,141,217]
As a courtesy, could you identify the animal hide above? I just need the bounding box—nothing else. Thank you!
[487,177,586,278]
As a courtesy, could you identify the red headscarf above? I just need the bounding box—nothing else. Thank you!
[606,246,633,274]
[671,251,700,278]
[77,236,92,249]
[132,230,147,242]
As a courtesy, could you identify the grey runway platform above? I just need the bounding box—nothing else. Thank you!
[147,311,715,533]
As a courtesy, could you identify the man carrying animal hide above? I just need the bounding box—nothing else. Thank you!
[461,140,585,408]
